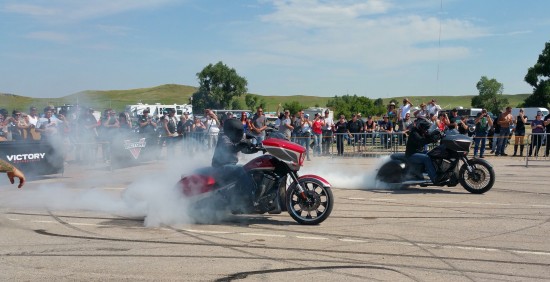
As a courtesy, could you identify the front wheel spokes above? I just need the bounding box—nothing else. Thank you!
[290,185,327,218]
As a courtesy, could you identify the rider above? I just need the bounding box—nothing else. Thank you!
[405,119,441,183]
[212,118,259,210]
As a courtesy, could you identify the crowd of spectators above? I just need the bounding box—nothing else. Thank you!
[1,101,550,164]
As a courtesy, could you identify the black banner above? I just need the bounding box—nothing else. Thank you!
[0,141,64,175]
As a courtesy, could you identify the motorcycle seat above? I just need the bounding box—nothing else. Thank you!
[390,153,407,162]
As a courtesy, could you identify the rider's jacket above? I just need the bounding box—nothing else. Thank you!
[212,134,242,167]
[405,128,439,157]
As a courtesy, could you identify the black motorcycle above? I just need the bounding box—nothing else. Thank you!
[376,132,495,194]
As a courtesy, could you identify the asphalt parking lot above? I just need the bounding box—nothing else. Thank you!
[1,155,549,281]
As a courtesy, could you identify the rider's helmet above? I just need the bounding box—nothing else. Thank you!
[416,118,431,135]
[223,118,244,143]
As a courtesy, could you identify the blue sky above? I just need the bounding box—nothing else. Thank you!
[1,0,548,99]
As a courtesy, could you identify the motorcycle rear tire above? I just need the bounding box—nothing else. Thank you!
[376,161,404,189]
[286,178,333,225]
[459,159,495,194]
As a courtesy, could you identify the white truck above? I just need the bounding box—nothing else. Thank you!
[125,103,193,121]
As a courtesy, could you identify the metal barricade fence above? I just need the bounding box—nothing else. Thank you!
[525,132,549,167]
[327,132,408,157]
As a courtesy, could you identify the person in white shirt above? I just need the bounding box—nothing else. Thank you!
[398,98,413,128]
[321,109,334,155]
[35,107,67,140]
[427,99,441,117]
[27,106,39,127]
[204,109,220,149]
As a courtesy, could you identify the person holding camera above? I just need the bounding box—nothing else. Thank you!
[495,106,513,156]
[301,114,312,161]
[513,108,527,156]
[138,108,157,135]
[204,109,220,150]
[472,109,493,158]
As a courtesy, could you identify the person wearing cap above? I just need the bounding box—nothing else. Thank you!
[414,103,429,119]
[138,108,157,136]
[6,110,25,141]
[321,109,334,155]
[386,102,398,124]
[528,112,545,157]
[378,114,393,149]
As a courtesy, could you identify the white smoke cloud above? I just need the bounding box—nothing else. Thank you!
[0,142,393,227]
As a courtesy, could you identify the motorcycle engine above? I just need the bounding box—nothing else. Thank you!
[251,171,281,213]
[435,159,452,174]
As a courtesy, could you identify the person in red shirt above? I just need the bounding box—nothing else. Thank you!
[312,113,323,156]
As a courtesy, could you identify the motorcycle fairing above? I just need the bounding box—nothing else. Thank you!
[243,154,277,171]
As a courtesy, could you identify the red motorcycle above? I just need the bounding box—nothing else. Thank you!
[176,134,334,225]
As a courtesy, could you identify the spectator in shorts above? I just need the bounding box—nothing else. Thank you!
[513,109,527,157]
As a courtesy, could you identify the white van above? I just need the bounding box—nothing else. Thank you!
[511,107,549,122]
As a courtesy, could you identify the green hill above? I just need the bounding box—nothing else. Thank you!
[0,84,532,114]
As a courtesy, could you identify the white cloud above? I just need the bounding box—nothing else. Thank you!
[2,0,179,23]
[249,0,488,69]
[25,31,69,43]
[3,4,58,16]
[261,0,392,28]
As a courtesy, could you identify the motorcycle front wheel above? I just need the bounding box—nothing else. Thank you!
[286,178,333,225]
[459,159,495,194]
